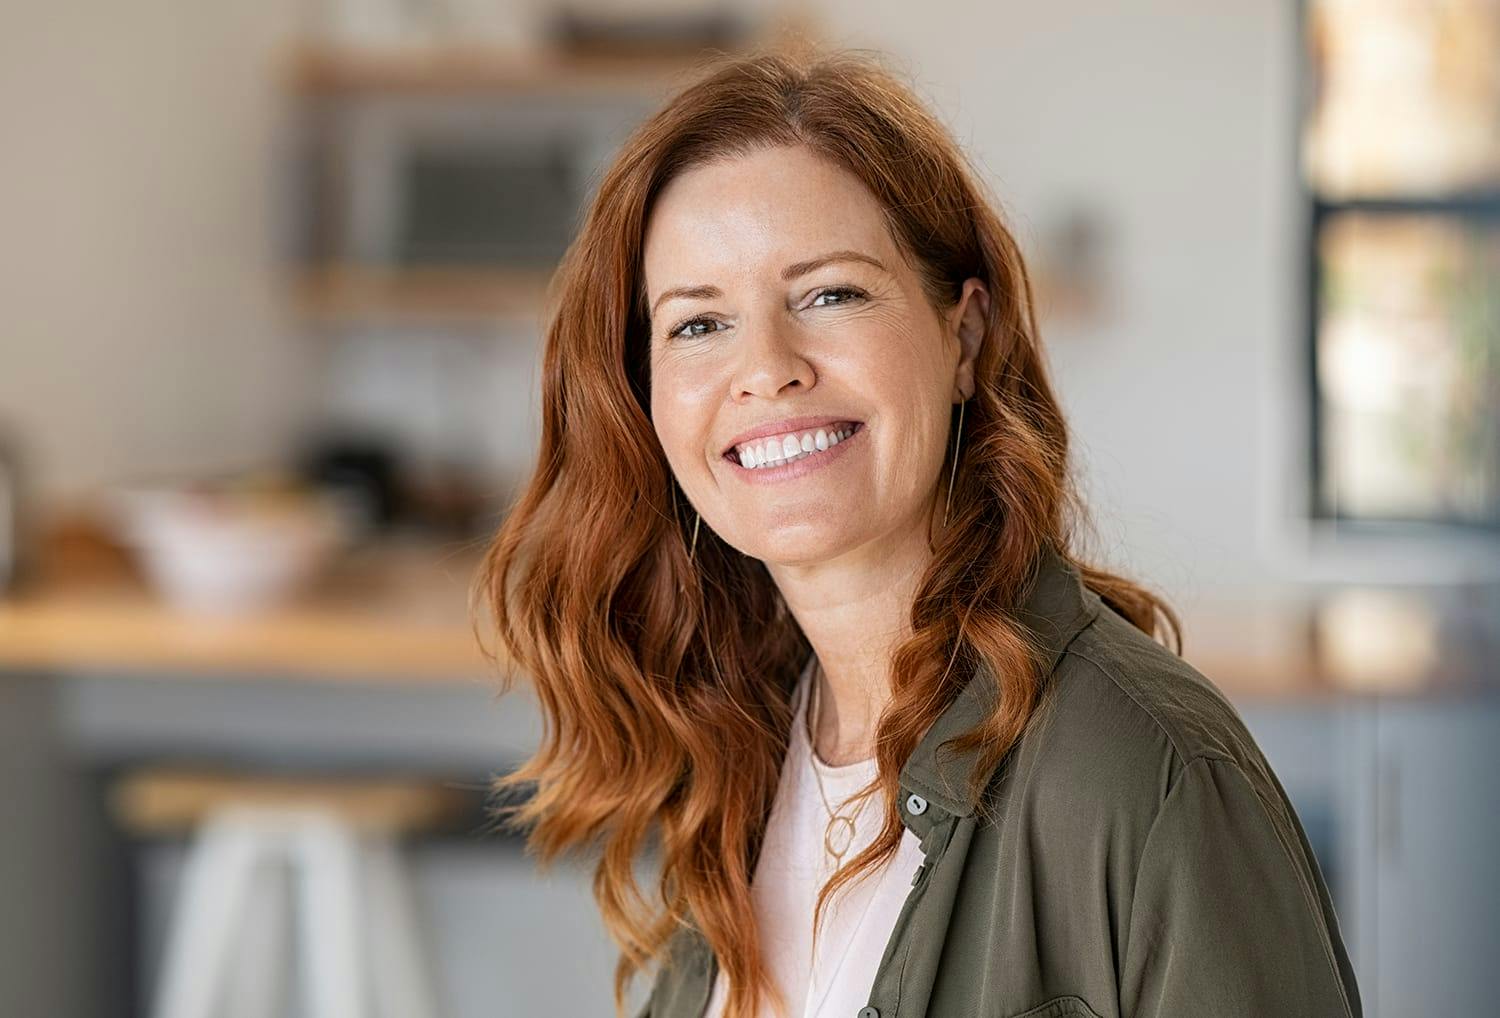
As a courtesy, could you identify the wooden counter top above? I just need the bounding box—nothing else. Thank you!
[0,527,508,683]
[1174,585,1498,703]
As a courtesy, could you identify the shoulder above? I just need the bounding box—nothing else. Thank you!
[997,597,1289,839]
[972,595,1360,1016]
[1062,600,1266,770]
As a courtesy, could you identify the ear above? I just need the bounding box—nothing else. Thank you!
[947,277,989,402]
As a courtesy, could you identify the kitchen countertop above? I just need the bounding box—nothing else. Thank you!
[0,524,506,683]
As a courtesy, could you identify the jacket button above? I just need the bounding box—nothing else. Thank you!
[904,793,928,815]
[858,1009,879,1018]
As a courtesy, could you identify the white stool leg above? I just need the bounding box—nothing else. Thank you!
[223,851,291,1018]
[361,836,439,1018]
[293,810,368,1018]
[150,809,265,1018]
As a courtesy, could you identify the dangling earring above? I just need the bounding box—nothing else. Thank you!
[670,479,702,566]
[944,399,966,529]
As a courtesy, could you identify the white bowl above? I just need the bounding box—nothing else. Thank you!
[108,485,347,616]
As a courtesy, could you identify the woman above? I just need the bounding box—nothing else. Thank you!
[475,45,1362,1018]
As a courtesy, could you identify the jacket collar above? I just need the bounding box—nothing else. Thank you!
[895,540,1101,837]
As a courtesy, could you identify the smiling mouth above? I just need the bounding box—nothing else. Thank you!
[723,422,863,469]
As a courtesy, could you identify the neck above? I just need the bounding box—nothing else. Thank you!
[773,492,943,767]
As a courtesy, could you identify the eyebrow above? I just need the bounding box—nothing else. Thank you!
[649,249,890,319]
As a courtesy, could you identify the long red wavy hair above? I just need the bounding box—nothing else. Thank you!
[471,43,1182,1018]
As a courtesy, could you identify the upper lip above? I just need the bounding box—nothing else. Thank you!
[721,416,861,456]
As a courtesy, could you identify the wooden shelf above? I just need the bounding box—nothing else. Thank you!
[284,42,747,98]
[278,12,821,97]
[289,264,556,325]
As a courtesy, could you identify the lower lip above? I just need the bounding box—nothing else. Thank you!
[723,423,865,484]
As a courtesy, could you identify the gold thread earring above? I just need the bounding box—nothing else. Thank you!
[670,480,702,567]
[944,399,966,528]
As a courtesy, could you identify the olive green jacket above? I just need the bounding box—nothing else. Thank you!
[636,542,1363,1018]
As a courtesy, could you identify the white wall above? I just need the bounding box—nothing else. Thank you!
[0,0,313,505]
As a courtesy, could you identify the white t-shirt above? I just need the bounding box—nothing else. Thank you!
[702,655,928,1018]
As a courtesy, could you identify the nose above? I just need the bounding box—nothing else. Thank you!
[730,309,814,402]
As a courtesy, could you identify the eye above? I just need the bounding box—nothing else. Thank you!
[667,316,725,342]
[663,286,867,343]
[810,285,866,308]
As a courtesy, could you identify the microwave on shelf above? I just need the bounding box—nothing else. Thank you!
[283,95,643,270]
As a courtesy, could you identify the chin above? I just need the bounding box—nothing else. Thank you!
[753,528,857,567]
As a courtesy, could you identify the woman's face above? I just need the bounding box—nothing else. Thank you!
[643,143,986,568]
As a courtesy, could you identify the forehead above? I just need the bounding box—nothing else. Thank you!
[642,145,898,288]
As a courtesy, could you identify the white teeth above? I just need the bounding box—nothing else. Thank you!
[732,425,857,469]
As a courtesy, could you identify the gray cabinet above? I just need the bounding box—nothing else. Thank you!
[1239,696,1500,1017]
[1360,699,1500,1016]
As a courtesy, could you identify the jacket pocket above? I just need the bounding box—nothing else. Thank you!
[1005,996,1104,1018]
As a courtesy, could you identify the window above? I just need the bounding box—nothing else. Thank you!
[1301,0,1500,530]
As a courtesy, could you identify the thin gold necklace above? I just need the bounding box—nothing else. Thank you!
[804,661,868,867]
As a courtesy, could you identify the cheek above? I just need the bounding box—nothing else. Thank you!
[650,403,690,469]
[889,409,945,477]
[650,364,716,464]
[878,383,952,482]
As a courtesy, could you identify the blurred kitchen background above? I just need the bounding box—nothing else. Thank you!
[2,0,1497,1015]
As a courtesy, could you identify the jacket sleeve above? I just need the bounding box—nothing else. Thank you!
[1119,755,1361,1018]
